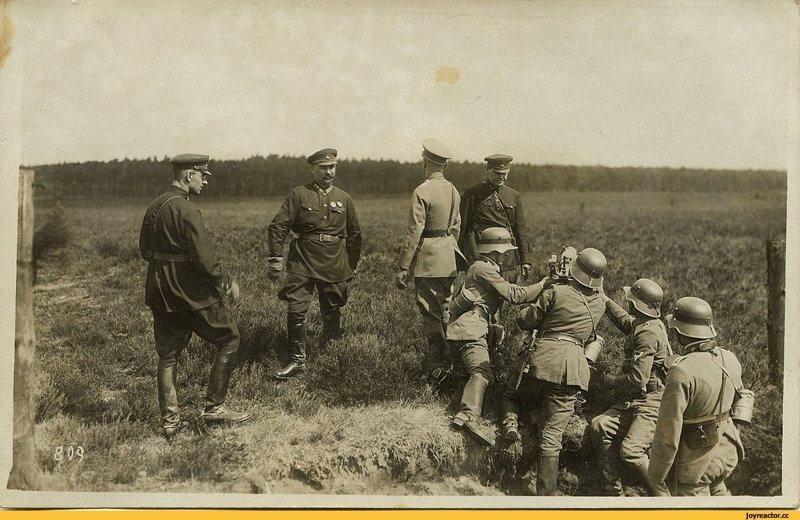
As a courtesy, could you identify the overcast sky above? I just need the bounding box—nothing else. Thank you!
[12,0,798,170]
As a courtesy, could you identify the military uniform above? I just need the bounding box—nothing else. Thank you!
[139,155,244,432]
[459,180,530,282]
[447,257,543,428]
[398,140,464,364]
[590,298,671,494]
[648,340,745,496]
[268,179,362,363]
[501,280,606,494]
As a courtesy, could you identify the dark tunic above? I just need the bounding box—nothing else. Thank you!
[139,185,230,313]
[459,180,531,271]
[268,183,362,283]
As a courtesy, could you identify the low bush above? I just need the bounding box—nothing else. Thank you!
[34,203,70,260]
[305,333,426,405]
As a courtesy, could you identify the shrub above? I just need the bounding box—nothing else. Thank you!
[34,202,69,259]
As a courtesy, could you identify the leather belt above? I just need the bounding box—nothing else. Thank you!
[299,233,342,243]
[539,331,585,347]
[421,229,451,238]
[152,251,189,262]
[683,410,731,426]
[645,379,664,393]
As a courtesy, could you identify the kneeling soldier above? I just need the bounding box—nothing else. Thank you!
[590,278,671,495]
[139,154,251,438]
[500,247,608,495]
[648,297,746,496]
[447,228,545,445]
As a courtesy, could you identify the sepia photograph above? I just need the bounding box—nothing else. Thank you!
[1,0,798,510]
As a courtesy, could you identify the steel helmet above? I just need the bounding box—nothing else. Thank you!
[623,278,664,318]
[476,227,517,254]
[666,296,717,339]
[570,247,607,289]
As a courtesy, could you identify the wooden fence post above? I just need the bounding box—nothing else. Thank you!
[8,168,39,489]
[767,232,785,381]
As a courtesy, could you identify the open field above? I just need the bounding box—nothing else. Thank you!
[29,190,786,496]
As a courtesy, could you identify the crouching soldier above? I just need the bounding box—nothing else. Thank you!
[500,247,608,495]
[447,228,546,446]
[648,297,746,496]
[590,279,671,495]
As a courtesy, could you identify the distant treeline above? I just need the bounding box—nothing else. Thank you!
[30,155,786,198]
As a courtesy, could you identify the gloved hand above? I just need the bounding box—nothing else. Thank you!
[226,280,240,303]
[395,268,408,290]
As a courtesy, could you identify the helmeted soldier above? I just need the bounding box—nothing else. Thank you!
[447,228,547,445]
[139,153,251,438]
[648,297,746,496]
[395,139,466,367]
[500,247,608,495]
[267,148,362,380]
[590,278,671,495]
[458,154,531,282]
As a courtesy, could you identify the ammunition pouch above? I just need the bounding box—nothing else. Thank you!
[681,411,730,449]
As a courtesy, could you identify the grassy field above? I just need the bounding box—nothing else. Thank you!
[29,190,786,496]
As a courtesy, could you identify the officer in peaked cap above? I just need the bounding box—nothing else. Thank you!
[268,148,362,380]
[459,154,531,284]
[648,297,745,496]
[500,247,609,495]
[590,278,671,495]
[139,153,251,438]
[396,138,467,370]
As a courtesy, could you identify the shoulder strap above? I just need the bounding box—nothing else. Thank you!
[150,195,183,242]
[578,289,598,340]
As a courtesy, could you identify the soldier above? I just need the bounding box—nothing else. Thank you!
[458,154,531,283]
[590,279,671,495]
[139,154,251,438]
[267,148,362,380]
[447,227,547,445]
[395,138,465,367]
[648,297,745,496]
[500,247,608,495]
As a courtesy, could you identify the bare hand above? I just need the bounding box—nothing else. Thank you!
[521,263,531,280]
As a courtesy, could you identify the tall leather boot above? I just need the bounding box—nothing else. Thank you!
[536,452,562,496]
[276,316,307,380]
[322,310,342,346]
[203,341,251,425]
[452,374,494,446]
[597,444,624,496]
[157,362,182,437]
[630,460,658,496]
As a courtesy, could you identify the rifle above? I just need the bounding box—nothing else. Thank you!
[513,328,538,390]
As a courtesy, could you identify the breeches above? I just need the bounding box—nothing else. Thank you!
[504,376,579,454]
[590,397,661,466]
[414,276,455,336]
[279,272,349,322]
[450,337,494,383]
[152,301,240,366]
